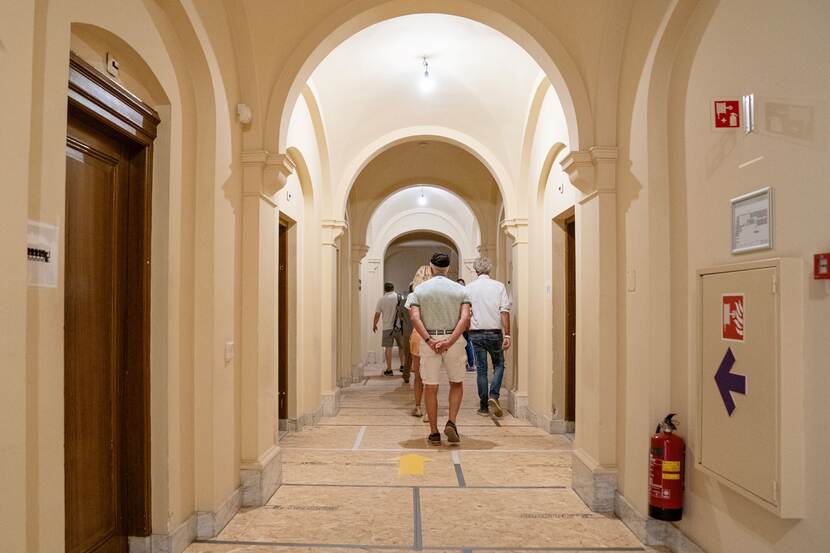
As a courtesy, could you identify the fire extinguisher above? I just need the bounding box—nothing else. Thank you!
[648,413,685,521]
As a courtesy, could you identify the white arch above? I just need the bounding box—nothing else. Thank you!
[367,207,478,263]
[265,0,592,154]
[336,125,515,219]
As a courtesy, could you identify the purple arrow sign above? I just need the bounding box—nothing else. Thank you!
[715,347,746,416]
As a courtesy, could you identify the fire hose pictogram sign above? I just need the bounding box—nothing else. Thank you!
[722,294,744,342]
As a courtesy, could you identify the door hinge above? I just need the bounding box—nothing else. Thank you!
[772,274,778,294]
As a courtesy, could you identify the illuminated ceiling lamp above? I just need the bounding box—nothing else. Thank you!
[418,187,427,206]
[419,56,435,93]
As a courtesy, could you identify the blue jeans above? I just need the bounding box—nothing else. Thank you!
[470,330,505,410]
[464,331,475,367]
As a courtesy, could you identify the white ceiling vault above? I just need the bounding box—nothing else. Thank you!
[307,14,547,192]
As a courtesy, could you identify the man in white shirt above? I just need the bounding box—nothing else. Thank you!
[373,282,408,380]
[465,257,512,417]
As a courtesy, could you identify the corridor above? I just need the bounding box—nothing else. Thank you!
[185,365,651,553]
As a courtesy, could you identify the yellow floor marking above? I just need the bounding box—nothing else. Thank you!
[398,453,431,475]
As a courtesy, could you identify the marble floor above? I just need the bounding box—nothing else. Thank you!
[185,363,663,553]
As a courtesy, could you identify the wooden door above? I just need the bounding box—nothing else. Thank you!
[278,223,289,420]
[565,219,576,423]
[65,110,131,553]
[64,53,158,553]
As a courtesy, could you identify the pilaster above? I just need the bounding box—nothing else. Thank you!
[562,147,619,509]
[351,245,370,381]
[320,219,347,401]
[239,149,293,505]
[500,219,529,419]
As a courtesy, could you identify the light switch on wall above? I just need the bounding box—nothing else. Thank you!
[224,340,235,365]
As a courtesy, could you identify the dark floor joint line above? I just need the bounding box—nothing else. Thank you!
[197,541,643,552]
[489,413,502,427]
[413,487,424,551]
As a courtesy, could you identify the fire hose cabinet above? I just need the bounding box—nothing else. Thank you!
[696,258,804,518]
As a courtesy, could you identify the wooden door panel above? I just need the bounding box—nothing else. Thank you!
[278,223,289,420]
[65,119,127,553]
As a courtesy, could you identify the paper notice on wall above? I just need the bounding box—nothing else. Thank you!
[732,188,771,253]
[27,221,59,288]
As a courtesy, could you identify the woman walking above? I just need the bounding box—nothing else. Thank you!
[407,265,433,417]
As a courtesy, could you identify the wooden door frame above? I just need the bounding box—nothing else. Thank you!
[278,220,290,422]
[564,217,576,425]
[67,52,159,537]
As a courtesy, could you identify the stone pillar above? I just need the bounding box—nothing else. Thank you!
[363,258,383,365]
[337,232,352,389]
[562,147,619,512]
[320,219,347,416]
[351,245,369,381]
[239,150,294,506]
[501,219,529,419]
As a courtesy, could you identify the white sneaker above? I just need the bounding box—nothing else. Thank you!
[488,398,504,418]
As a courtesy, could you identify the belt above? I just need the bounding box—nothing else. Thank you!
[468,329,502,334]
[427,329,454,335]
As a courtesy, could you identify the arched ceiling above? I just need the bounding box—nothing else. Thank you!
[308,14,545,193]
[348,140,498,247]
[388,231,457,252]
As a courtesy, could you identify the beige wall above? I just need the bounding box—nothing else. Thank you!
[6,2,830,552]
[0,2,35,550]
[665,1,830,551]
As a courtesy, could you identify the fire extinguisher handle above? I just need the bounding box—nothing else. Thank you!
[663,413,678,432]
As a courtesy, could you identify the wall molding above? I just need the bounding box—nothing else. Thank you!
[614,492,706,553]
[240,444,282,507]
[196,486,241,539]
[571,448,617,512]
[128,513,196,553]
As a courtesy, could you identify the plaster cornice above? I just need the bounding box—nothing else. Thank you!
[242,150,296,199]
[561,146,618,196]
[501,218,529,244]
[321,218,348,247]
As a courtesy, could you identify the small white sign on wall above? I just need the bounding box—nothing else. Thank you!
[27,220,59,288]
[731,187,772,254]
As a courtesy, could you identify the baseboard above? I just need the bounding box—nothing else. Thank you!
[571,447,617,512]
[196,486,242,539]
[321,388,341,417]
[352,362,364,383]
[549,418,574,434]
[614,492,706,553]
[129,513,196,553]
[508,390,529,420]
[240,444,282,507]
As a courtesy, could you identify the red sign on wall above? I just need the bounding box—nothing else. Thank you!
[714,100,741,128]
[722,294,745,341]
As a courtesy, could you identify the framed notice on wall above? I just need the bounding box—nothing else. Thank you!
[731,187,772,254]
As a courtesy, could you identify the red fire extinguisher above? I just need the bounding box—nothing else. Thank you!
[648,413,685,521]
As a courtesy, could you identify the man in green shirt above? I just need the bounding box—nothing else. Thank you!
[406,253,472,446]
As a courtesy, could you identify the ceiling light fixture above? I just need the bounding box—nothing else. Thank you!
[419,57,434,93]
[418,187,427,206]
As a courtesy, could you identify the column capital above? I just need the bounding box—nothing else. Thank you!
[351,244,370,262]
[561,146,618,196]
[242,149,296,199]
[500,218,529,243]
[321,219,348,247]
[477,243,497,259]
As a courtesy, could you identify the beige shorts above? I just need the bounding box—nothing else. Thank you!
[419,334,467,385]
[409,332,421,357]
